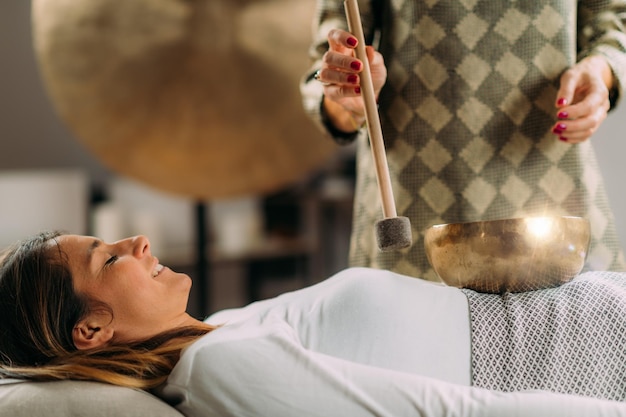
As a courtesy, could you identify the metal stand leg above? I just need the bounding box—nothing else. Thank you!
[195,201,209,317]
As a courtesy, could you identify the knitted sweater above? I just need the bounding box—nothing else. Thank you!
[301,0,626,279]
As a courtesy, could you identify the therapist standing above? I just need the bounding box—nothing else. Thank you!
[301,0,626,280]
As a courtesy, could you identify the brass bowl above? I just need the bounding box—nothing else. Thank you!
[424,216,591,293]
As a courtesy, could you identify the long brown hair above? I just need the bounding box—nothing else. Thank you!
[0,231,213,389]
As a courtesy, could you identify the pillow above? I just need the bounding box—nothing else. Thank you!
[0,379,184,417]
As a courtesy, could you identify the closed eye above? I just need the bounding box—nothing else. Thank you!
[104,255,118,268]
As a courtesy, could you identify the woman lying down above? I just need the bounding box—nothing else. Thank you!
[0,232,624,417]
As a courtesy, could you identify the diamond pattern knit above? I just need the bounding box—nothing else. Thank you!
[461,271,626,401]
[302,0,626,280]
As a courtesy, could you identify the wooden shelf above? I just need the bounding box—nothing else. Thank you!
[209,235,317,263]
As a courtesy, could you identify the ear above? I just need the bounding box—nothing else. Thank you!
[73,316,115,350]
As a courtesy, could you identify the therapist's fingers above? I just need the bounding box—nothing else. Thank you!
[552,91,609,143]
[552,111,606,144]
[556,56,612,109]
[328,28,359,54]
[317,29,362,89]
[553,58,611,143]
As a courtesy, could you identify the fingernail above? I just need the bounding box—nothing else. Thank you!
[347,74,358,84]
[552,123,567,134]
[557,97,567,106]
[347,37,357,47]
[350,61,361,71]
[355,86,361,94]
[559,136,568,142]
[557,111,569,119]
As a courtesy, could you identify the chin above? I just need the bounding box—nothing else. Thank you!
[162,269,193,294]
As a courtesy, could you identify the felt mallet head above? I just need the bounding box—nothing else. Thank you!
[375,216,412,251]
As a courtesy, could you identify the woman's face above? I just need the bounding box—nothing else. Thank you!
[55,234,194,343]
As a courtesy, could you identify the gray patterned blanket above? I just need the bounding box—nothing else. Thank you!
[462,271,626,402]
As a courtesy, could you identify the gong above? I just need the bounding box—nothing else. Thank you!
[31,0,336,199]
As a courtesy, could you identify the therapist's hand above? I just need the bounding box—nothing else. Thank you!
[316,29,387,132]
[553,55,613,144]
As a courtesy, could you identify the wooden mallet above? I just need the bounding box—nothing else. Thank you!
[344,0,412,251]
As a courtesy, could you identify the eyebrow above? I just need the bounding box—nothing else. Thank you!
[86,239,102,269]
[87,239,102,270]
[88,239,101,255]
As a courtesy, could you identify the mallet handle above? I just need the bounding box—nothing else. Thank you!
[344,0,396,219]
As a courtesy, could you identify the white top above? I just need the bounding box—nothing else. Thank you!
[159,267,626,417]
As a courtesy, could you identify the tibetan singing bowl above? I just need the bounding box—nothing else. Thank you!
[424,216,591,293]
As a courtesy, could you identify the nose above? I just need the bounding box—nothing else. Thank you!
[127,235,150,258]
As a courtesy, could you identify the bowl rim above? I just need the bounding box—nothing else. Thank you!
[426,215,589,230]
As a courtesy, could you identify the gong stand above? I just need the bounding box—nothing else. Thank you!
[194,201,209,316]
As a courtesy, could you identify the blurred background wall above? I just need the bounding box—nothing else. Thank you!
[0,1,112,183]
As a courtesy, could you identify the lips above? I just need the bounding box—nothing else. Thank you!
[152,263,164,277]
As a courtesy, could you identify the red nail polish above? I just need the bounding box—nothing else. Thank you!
[557,98,567,106]
[553,123,567,134]
[559,136,568,142]
[355,86,361,94]
[350,61,361,71]
[347,74,358,84]
[347,37,357,47]
[557,111,568,119]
